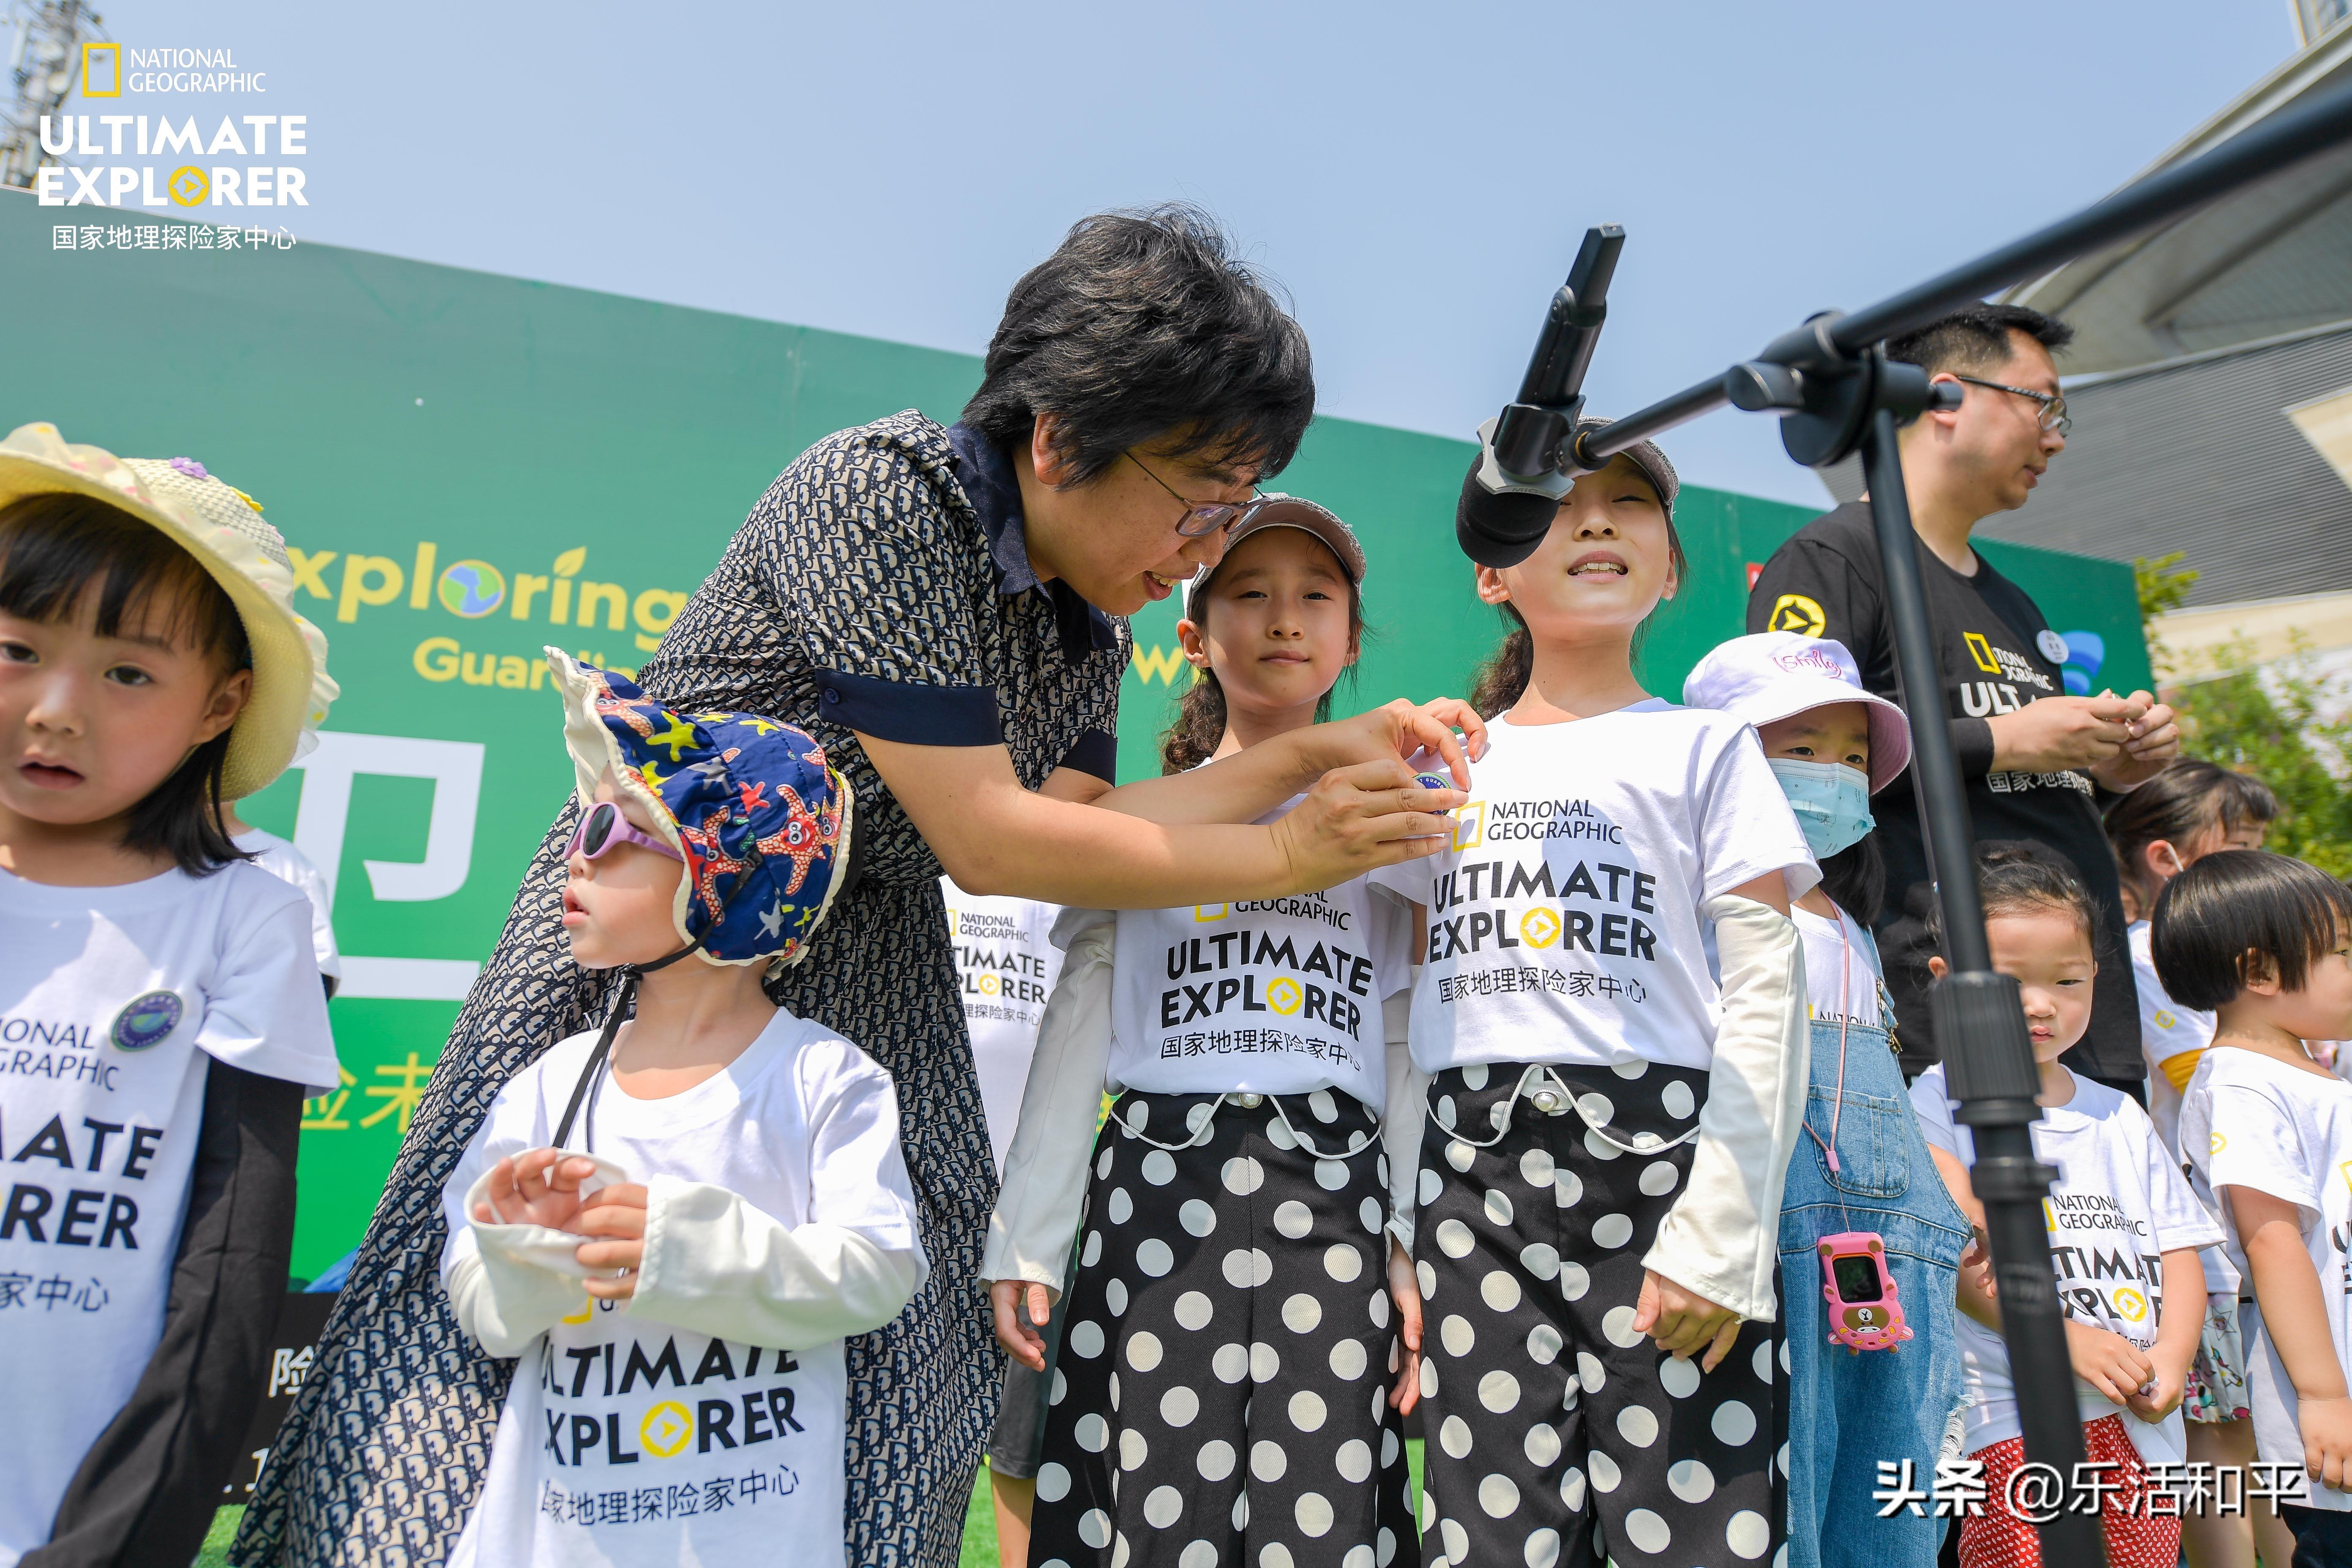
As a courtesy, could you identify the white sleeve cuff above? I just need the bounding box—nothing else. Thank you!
[1380,985,1426,1253]
[1641,894,1808,1323]
[631,1175,928,1349]
[442,1152,634,1355]
[983,910,1117,1294]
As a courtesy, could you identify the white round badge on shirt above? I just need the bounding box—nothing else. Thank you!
[2036,629,2071,665]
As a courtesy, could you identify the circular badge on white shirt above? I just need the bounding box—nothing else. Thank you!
[2036,629,2071,664]
[111,990,184,1051]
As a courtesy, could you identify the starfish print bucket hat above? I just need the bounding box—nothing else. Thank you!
[547,650,856,972]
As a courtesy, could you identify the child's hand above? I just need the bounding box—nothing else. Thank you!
[573,1183,648,1300]
[2127,1349,2189,1423]
[1633,1270,1742,1373]
[2065,1321,2155,1406]
[989,1280,1057,1371]
[2300,1394,2352,1489]
[471,1148,601,1231]
[1388,1238,1423,1417]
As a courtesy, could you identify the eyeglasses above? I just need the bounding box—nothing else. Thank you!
[566,800,683,864]
[1125,450,1263,538]
[1952,375,2072,435]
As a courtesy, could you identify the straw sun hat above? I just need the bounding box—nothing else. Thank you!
[0,422,337,799]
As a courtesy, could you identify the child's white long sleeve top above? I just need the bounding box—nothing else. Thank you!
[438,1011,925,1568]
[983,900,1420,1294]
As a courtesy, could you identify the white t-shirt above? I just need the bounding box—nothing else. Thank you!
[1793,904,1882,1031]
[2181,1045,2352,1511]
[2129,920,2212,1162]
[235,828,343,986]
[1911,1063,2222,1468]
[444,1012,921,1568]
[0,862,338,1567]
[940,879,1062,1173]
[1368,704,1817,1073]
[1104,849,1413,1108]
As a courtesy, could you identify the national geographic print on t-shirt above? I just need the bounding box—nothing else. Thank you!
[940,882,1063,1171]
[1369,705,1816,1077]
[1107,881,1411,1108]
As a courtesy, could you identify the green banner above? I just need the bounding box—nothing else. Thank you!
[0,194,2148,1274]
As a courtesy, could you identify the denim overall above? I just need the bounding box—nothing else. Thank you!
[1779,929,1971,1568]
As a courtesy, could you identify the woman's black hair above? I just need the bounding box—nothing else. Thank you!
[2151,849,2352,1012]
[1816,832,1886,928]
[1927,840,2102,955]
[1160,532,1366,774]
[1466,458,1688,718]
[2102,758,2278,913]
[962,204,1316,485]
[0,491,250,874]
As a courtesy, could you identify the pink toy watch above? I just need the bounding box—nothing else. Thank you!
[1818,1232,1912,1353]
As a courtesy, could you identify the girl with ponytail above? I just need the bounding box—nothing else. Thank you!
[984,497,1441,1568]
[1373,430,1819,1568]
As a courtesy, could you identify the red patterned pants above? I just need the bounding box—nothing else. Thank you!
[1958,1414,2181,1568]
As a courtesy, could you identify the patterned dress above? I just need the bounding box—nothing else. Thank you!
[234,413,1128,1568]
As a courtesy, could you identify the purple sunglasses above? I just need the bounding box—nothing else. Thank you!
[566,800,683,863]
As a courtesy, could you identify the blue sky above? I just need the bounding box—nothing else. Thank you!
[30,0,2301,504]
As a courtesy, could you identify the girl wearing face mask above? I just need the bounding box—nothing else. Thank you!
[1683,632,1972,1568]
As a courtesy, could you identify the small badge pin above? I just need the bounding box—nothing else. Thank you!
[2036,629,2071,664]
[111,990,184,1051]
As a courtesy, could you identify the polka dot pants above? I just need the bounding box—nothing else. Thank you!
[1029,1088,1416,1568]
[1413,1062,1783,1568]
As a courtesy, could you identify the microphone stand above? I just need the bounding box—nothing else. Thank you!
[1459,77,2352,1563]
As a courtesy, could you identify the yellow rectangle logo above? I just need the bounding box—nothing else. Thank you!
[1964,632,2001,674]
[82,41,120,97]
[1452,802,1485,852]
[1194,904,1228,923]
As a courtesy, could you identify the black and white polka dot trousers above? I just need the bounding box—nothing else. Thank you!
[1413,1062,1784,1568]
[1029,1087,1418,1568]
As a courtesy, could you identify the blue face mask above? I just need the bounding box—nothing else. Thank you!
[1769,756,1876,860]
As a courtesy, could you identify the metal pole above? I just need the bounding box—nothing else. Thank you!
[1578,78,2352,466]
[1861,408,2103,1562]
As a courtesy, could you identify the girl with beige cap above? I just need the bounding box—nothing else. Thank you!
[0,424,339,1568]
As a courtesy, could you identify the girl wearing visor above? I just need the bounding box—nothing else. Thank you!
[1683,631,1971,1568]
[1372,431,1815,1568]
[984,498,1420,1568]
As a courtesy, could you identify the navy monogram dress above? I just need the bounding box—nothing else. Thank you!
[236,412,1127,1568]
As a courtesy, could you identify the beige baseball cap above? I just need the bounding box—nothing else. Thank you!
[1184,493,1366,617]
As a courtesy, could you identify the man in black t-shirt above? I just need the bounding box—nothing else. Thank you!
[1746,304,2179,1095]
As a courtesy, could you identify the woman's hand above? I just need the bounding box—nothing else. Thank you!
[1388,1238,1424,1416]
[573,1183,649,1300]
[990,1279,1058,1371]
[471,1148,600,1231]
[1268,759,1467,893]
[1633,1269,1743,1372]
[1294,699,1488,789]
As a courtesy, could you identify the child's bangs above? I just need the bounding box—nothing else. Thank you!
[0,491,246,665]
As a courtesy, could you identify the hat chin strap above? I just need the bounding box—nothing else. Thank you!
[550,938,701,1151]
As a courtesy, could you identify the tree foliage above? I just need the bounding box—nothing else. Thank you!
[2141,556,2352,877]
